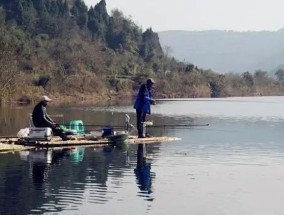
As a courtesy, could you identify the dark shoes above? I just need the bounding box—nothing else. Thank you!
[145,133,152,138]
[138,133,152,138]
[61,135,71,141]
[138,135,146,138]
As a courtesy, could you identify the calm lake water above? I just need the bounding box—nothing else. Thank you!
[1,96,284,215]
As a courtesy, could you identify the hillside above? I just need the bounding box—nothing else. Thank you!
[0,0,168,103]
[0,0,284,104]
[158,30,284,73]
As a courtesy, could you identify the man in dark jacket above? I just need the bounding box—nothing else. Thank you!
[32,96,56,128]
[32,96,63,136]
[133,78,156,138]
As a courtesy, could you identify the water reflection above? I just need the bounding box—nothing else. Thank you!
[135,144,154,199]
[2,97,284,214]
[19,148,85,187]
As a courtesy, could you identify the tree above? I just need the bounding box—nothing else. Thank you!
[139,28,163,61]
[0,7,5,26]
[87,0,109,39]
[106,9,141,53]
[208,75,225,97]
[275,69,284,82]
[32,0,48,17]
[0,36,18,101]
[71,0,88,28]
[241,71,254,86]
[58,0,70,18]
[15,0,37,28]
[185,64,194,72]
[253,70,272,86]
[49,0,59,16]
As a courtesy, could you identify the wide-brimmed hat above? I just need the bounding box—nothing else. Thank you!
[41,95,52,102]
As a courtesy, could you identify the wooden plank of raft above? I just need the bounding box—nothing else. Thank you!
[28,136,179,147]
[0,143,32,153]
[128,136,180,144]
[19,136,111,147]
[0,135,180,149]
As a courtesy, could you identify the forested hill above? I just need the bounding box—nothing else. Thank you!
[0,0,284,104]
[0,0,171,103]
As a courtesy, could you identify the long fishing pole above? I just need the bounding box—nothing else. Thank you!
[61,124,126,128]
[150,123,209,127]
[62,123,209,128]
[82,124,210,134]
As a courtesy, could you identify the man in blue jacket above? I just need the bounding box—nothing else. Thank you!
[133,78,156,138]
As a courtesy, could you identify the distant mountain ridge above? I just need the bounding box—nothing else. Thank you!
[158,30,284,74]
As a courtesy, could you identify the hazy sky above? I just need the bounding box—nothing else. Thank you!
[84,0,284,32]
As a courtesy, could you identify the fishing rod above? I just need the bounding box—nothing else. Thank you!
[61,114,209,129]
[150,123,209,127]
[61,123,209,128]
[61,124,127,128]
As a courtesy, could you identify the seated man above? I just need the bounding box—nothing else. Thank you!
[32,95,64,137]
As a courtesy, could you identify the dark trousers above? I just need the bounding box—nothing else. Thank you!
[136,109,146,138]
[52,126,65,137]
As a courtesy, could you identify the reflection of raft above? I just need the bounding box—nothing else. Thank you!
[0,135,180,152]
[0,142,31,152]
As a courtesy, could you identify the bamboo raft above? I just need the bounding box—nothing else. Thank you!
[0,135,180,153]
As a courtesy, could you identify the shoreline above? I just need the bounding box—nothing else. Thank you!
[2,92,284,107]
[2,93,135,106]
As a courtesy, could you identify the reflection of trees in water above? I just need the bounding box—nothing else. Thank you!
[14,148,88,214]
[0,106,33,135]
[86,146,129,182]
[0,152,38,215]
[30,146,130,209]
[79,147,133,205]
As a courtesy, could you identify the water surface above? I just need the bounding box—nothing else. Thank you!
[0,96,284,215]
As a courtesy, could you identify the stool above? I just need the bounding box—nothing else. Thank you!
[69,120,85,134]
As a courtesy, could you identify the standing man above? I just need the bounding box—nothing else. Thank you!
[133,78,156,138]
[32,95,63,137]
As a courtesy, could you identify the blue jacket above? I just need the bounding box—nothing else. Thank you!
[133,83,152,114]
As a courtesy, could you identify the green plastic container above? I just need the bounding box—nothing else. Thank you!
[69,120,85,134]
